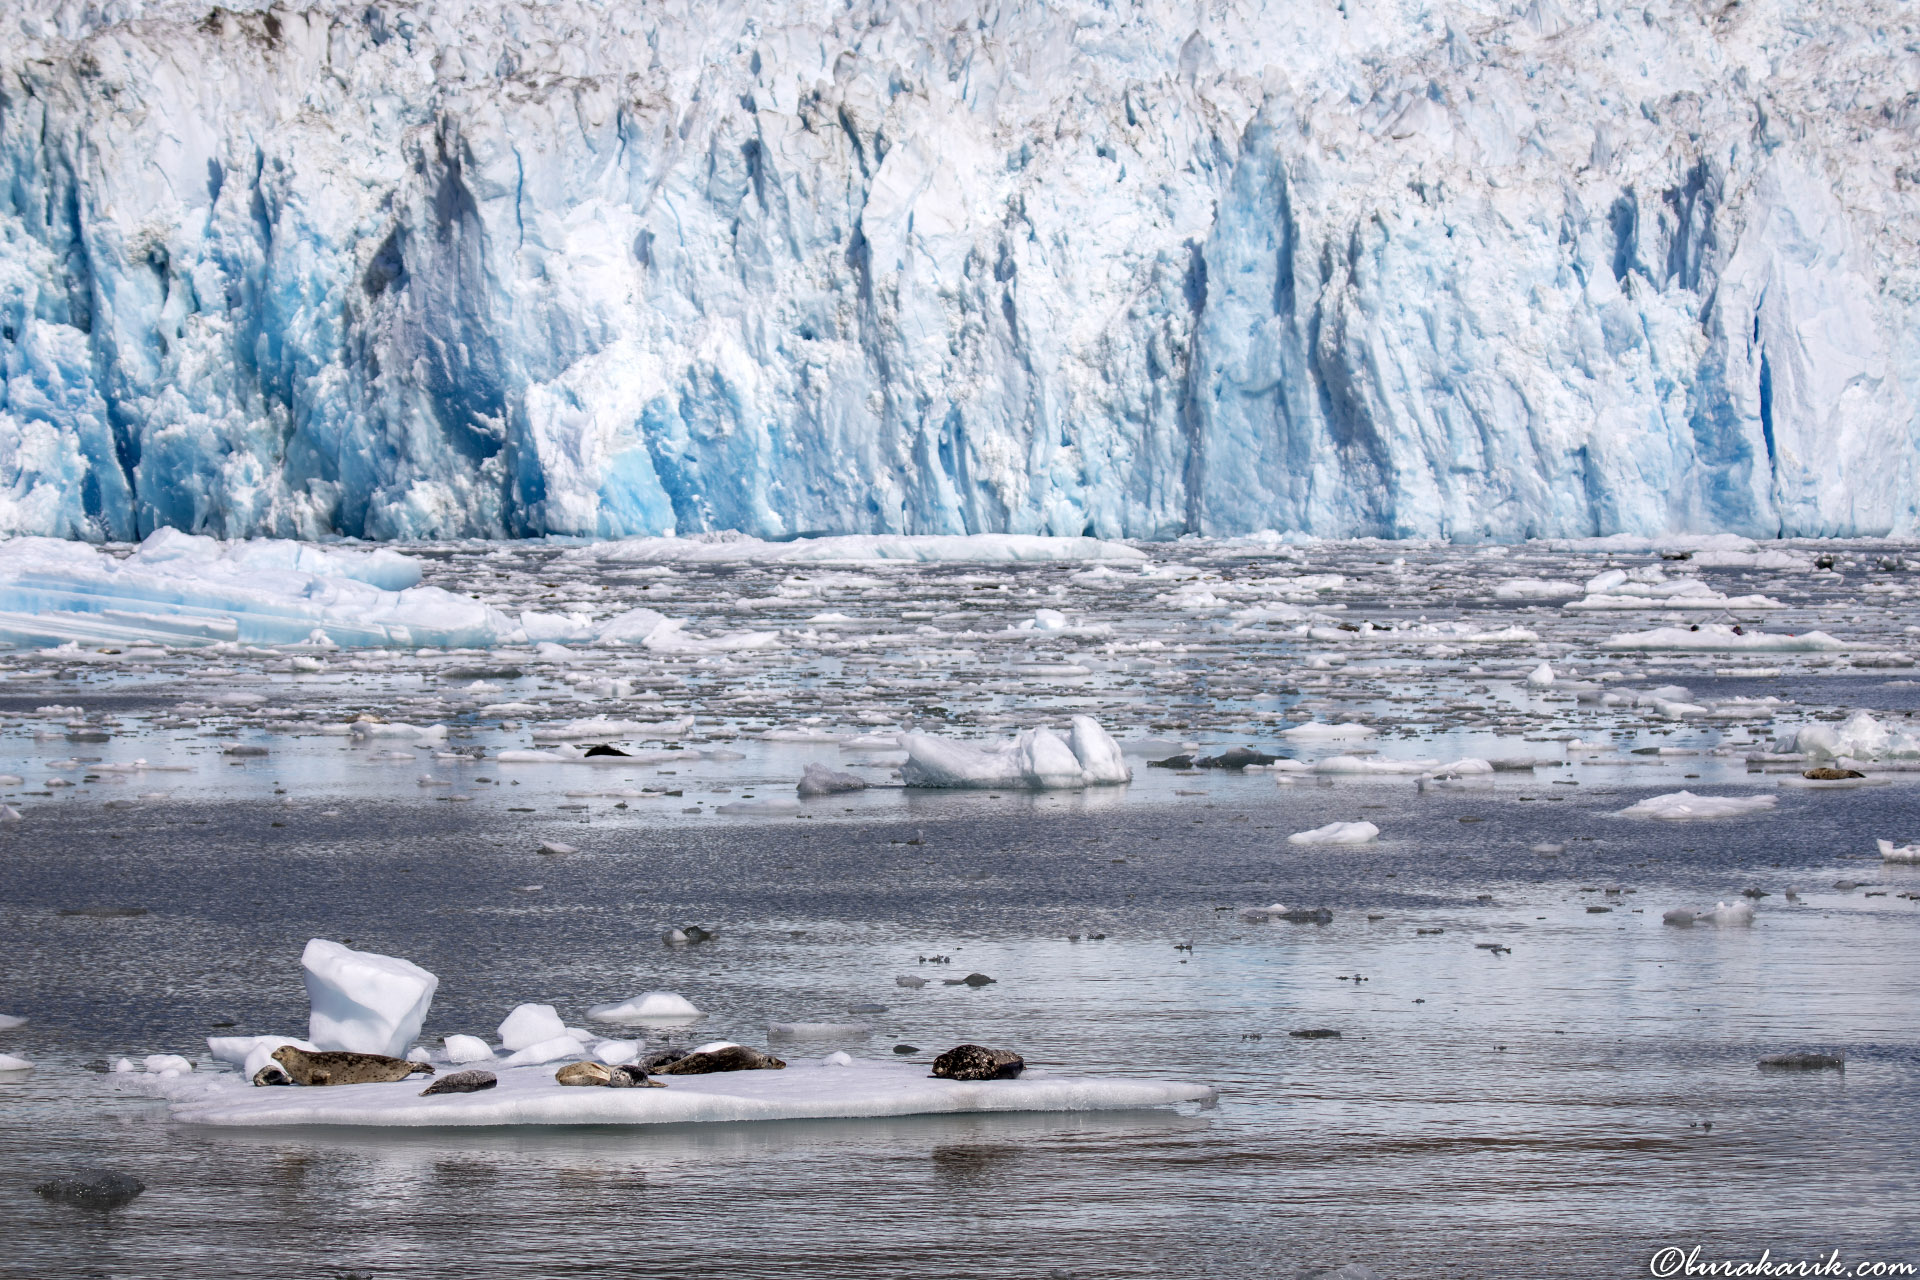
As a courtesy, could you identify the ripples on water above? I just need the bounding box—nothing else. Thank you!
[1,539,1919,1276]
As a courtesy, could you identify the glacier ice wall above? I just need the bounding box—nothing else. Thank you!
[1,0,1916,542]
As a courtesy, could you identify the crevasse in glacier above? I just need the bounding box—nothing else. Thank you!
[0,0,1914,542]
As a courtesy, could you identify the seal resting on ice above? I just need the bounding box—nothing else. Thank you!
[254,1046,434,1087]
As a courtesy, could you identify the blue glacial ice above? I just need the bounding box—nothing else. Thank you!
[1,0,1916,542]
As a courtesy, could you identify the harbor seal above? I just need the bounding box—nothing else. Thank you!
[556,1061,612,1086]
[257,1046,434,1087]
[653,1045,786,1074]
[930,1044,1024,1081]
[606,1064,665,1088]
[420,1069,497,1096]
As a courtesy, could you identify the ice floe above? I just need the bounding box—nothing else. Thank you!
[1599,625,1848,652]
[1287,821,1381,845]
[1878,840,1920,864]
[151,1056,1213,1128]
[586,992,704,1023]
[1616,792,1779,820]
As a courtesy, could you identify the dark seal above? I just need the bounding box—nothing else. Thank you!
[930,1044,1025,1081]
[420,1069,497,1095]
[654,1045,786,1075]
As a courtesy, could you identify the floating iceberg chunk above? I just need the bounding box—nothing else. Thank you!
[1600,625,1848,653]
[155,1057,1215,1128]
[1878,839,1920,864]
[1312,756,1438,775]
[1280,722,1375,741]
[568,535,1145,566]
[1287,821,1380,845]
[1494,579,1583,600]
[444,1035,496,1064]
[769,1022,872,1038]
[0,1053,33,1071]
[497,1004,568,1051]
[587,992,703,1022]
[0,532,510,649]
[1616,792,1778,820]
[0,1013,25,1031]
[1786,711,1918,760]
[798,763,868,797]
[302,940,438,1058]
[143,1054,194,1075]
[1701,900,1757,926]
[1526,663,1555,688]
[208,1034,315,1066]
[901,716,1130,789]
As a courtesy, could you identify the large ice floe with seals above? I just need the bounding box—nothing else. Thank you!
[136,940,1216,1128]
[2,0,1919,542]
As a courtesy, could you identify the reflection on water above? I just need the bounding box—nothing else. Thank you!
[2,787,1917,1278]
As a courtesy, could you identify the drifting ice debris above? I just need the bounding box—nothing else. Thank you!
[301,940,438,1058]
[587,992,703,1022]
[798,763,868,796]
[900,716,1130,789]
[0,1052,33,1070]
[1662,909,1698,927]
[1878,840,1920,863]
[1280,722,1376,741]
[1526,663,1555,688]
[1758,1053,1845,1071]
[537,842,578,855]
[1701,901,1756,926]
[34,1170,145,1209]
[1287,821,1380,845]
[1616,792,1777,820]
[499,1035,589,1067]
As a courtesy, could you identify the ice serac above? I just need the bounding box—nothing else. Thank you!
[301,939,438,1058]
[1,0,1916,543]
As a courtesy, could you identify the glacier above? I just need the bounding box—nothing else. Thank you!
[1,0,1916,543]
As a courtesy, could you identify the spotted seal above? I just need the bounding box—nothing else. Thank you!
[556,1061,666,1087]
[254,1046,435,1087]
[652,1045,785,1075]
[929,1044,1024,1081]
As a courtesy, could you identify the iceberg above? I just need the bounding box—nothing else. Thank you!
[301,939,439,1058]
[153,1057,1216,1129]
[0,531,509,648]
[900,716,1131,789]
[0,0,1915,543]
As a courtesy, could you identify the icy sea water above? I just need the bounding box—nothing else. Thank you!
[0,536,1918,1277]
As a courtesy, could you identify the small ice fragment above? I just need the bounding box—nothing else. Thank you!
[1662,909,1697,926]
[1877,839,1920,863]
[591,1039,643,1065]
[443,1035,495,1064]
[112,1057,136,1073]
[0,1052,33,1070]
[798,763,867,797]
[537,841,578,855]
[497,1004,568,1051]
[1287,821,1380,845]
[142,1054,193,1075]
[405,1047,433,1063]
[587,992,703,1021]
[0,1013,25,1031]
[301,939,438,1058]
[1701,900,1756,926]
[895,976,928,988]
[1525,663,1555,688]
[0,805,21,823]
[824,1051,853,1067]
[1280,722,1376,741]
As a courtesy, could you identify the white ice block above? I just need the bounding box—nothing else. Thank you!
[301,939,438,1058]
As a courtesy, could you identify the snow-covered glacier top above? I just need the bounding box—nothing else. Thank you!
[1,0,1915,542]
